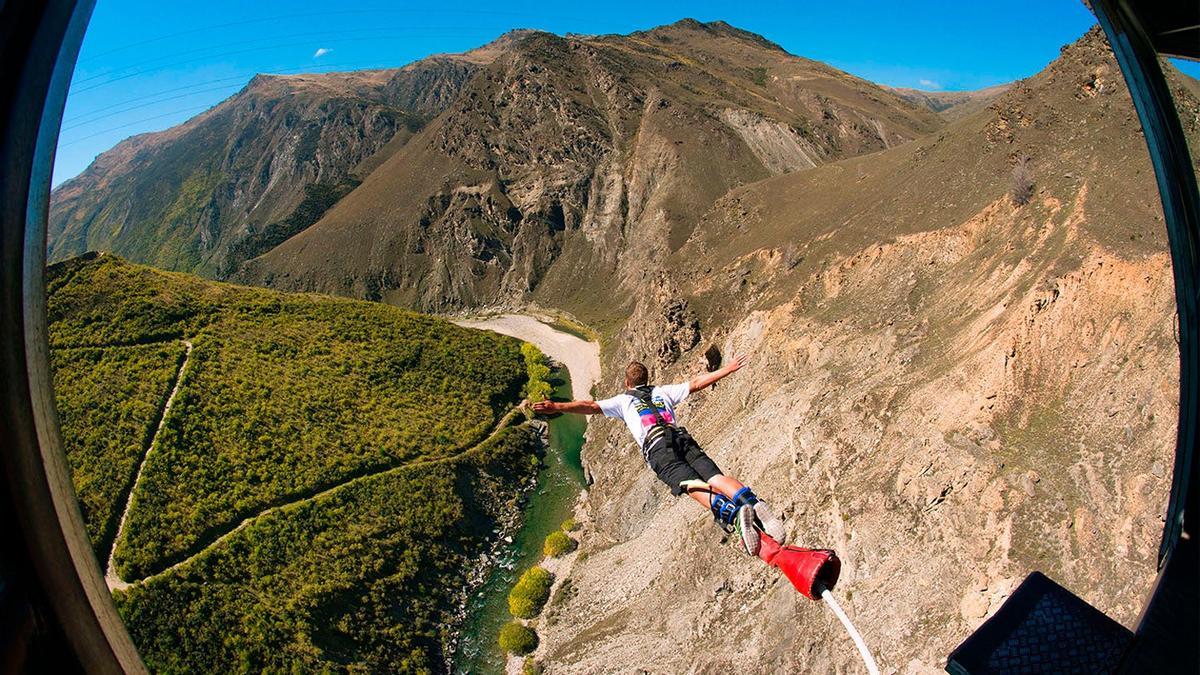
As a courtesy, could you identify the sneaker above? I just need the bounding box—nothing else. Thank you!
[734,504,760,556]
[754,501,787,544]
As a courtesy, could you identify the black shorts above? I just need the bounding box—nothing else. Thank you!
[645,428,723,496]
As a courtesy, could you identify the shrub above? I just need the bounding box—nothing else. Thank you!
[560,517,578,532]
[51,343,186,557]
[521,343,553,403]
[114,425,543,672]
[499,622,538,655]
[522,658,543,675]
[1010,154,1035,206]
[508,566,554,619]
[543,531,577,557]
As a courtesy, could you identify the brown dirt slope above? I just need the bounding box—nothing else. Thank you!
[531,27,1199,673]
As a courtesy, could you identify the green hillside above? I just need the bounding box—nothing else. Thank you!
[48,253,541,671]
[51,343,186,556]
[115,425,539,673]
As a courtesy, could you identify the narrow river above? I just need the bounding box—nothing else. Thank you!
[451,314,599,674]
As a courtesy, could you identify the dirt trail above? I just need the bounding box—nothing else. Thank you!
[105,340,193,592]
[124,405,526,587]
[453,314,601,399]
[111,314,600,590]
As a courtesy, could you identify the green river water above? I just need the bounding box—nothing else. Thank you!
[455,369,587,674]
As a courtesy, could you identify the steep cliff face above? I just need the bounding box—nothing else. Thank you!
[532,28,1196,672]
[235,20,943,309]
[48,55,487,277]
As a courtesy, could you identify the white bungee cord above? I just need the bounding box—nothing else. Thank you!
[815,583,881,675]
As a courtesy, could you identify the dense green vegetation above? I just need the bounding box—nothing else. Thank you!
[47,253,234,346]
[115,425,540,673]
[542,530,577,558]
[48,254,526,579]
[115,299,523,579]
[49,254,541,671]
[51,343,185,557]
[521,343,552,403]
[498,622,538,656]
[507,566,553,619]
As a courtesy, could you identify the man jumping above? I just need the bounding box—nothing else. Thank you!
[532,355,786,555]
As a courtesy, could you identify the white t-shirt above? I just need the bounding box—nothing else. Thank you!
[597,382,690,450]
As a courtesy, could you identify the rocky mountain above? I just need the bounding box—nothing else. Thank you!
[530,27,1199,673]
[47,43,508,277]
[234,19,945,308]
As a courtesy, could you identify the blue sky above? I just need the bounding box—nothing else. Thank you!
[55,0,1199,187]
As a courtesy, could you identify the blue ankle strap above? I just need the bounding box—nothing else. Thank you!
[710,493,738,525]
[732,487,758,508]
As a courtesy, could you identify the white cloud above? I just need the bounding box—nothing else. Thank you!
[918,78,941,90]
[313,48,332,59]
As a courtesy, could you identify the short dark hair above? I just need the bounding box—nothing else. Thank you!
[625,361,649,387]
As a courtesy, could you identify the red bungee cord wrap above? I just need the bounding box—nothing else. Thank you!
[759,535,880,673]
[756,533,840,600]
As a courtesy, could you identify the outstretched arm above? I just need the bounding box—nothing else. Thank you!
[688,353,748,393]
[532,399,602,415]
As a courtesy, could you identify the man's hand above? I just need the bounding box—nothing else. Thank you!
[532,400,559,415]
[688,352,750,393]
[725,353,749,373]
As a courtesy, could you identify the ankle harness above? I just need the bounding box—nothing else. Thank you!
[732,487,759,508]
[709,492,738,526]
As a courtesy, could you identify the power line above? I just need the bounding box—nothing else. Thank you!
[71,33,408,93]
[71,25,466,86]
[69,33,473,95]
[58,104,220,147]
[77,8,425,63]
[63,83,244,131]
[63,56,408,130]
[58,59,401,147]
[76,7,559,64]
[66,57,390,124]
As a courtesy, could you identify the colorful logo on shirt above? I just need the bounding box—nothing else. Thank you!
[634,397,675,428]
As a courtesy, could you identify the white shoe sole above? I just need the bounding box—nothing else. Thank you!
[736,505,760,556]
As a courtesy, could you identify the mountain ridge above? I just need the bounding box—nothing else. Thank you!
[51,20,949,291]
[887,83,1012,120]
[48,40,510,276]
[233,21,945,309]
